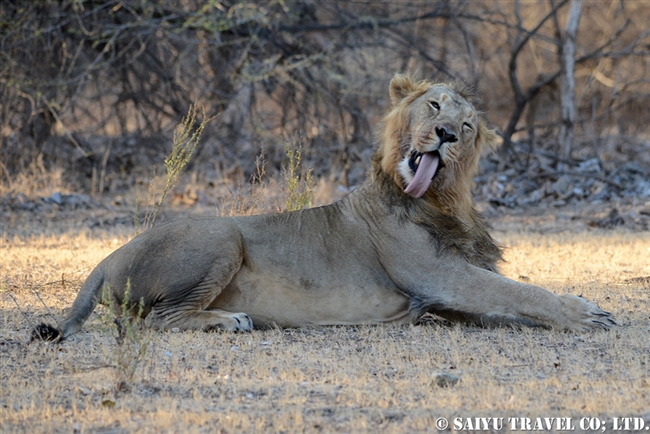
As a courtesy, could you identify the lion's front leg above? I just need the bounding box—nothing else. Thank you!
[416,263,615,331]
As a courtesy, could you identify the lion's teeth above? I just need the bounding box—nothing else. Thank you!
[415,155,421,166]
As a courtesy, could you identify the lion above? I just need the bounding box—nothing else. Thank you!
[33,74,614,341]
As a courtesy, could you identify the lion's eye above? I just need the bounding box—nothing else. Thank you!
[463,122,473,132]
[428,101,440,111]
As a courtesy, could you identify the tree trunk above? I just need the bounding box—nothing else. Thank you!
[558,0,583,160]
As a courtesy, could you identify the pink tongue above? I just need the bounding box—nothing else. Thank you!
[404,153,439,198]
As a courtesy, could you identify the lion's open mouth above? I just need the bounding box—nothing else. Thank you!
[404,150,442,198]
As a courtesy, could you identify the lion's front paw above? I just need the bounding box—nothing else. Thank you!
[557,294,615,332]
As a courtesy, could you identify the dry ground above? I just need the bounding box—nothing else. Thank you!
[1,204,649,433]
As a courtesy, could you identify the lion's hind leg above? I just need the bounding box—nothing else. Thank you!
[143,274,255,332]
[142,226,254,333]
[145,308,253,332]
[143,275,254,332]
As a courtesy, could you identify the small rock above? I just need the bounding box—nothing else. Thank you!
[572,186,586,198]
[551,199,566,207]
[639,180,650,198]
[578,158,601,173]
[62,194,91,207]
[590,181,609,201]
[48,192,63,205]
[431,371,459,388]
[77,386,92,395]
[171,327,180,333]
[552,175,571,196]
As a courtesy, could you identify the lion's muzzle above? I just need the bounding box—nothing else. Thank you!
[435,126,458,144]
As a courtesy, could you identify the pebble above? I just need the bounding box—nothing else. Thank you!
[431,371,459,388]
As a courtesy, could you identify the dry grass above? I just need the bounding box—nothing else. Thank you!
[0,155,72,201]
[1,215,649,433]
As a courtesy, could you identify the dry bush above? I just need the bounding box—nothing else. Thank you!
[480,1,650,162]
[2,0,648,200]
[0,154,71,200]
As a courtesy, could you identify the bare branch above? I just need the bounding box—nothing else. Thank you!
[558,0,583,160]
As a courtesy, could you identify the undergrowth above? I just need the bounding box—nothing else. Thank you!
[100,280,150,393]
[283,140,315,212]
[137,104,214,233]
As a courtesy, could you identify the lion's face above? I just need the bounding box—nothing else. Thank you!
[396,85,480,198]
[378,75,498,207]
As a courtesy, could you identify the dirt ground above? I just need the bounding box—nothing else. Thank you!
[1,199,649,433]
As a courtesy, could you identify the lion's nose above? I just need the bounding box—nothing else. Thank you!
[435,126,458,144]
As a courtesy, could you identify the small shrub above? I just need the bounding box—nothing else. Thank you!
[100,280,150,392]
[283,141,315,212]
[139,104,215,233]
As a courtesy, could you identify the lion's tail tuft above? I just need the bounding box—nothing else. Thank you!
[31,323,63,342]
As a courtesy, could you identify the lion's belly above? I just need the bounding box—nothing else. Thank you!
[209,269,412,328]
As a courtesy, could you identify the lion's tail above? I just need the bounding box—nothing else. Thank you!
[32,266,106,342]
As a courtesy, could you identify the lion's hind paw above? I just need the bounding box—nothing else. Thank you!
[231,312,254,332]
[204,310,254,332]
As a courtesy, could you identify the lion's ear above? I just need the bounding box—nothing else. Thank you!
[389,74,418,105]
[476,122,500,152]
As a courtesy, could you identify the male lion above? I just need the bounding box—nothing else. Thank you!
[34,75,614,341]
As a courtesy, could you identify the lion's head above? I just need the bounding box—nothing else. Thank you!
[376,74,498,217]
